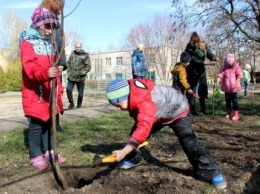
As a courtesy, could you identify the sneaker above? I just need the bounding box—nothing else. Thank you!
[76,106,81,109]
[68,103,75,110]
[212,174,227,189]
[225,114,231,119]
[118,159,141,170]
[44,152,66,164]
[30,156,48,170]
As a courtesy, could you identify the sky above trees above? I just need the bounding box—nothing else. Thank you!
[0,0,173,52]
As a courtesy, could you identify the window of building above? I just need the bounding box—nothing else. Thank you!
[106,58,111,66]
[147,71,155,82]
[116,73,123,79]
[95,58,102,65]
[105,73,112,80]
[88,73,94,80]
[116,57,123,66]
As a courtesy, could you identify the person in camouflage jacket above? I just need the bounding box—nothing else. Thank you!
[66,42,91,109]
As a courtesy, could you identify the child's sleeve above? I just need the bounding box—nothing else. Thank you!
[129,101,157,148]
[179,67,190,90]
[20,41,49,83]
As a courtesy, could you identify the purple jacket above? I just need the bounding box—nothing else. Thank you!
[217,63,243,93]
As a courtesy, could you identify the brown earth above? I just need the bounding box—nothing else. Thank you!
[1,113,259,194]
[1,89,260,194]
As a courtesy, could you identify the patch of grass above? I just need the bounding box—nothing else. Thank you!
[0,92,260,193]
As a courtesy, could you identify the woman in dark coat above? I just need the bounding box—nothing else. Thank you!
[185,32,218,115]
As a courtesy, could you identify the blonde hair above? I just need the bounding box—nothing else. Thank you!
[137,44,144,51]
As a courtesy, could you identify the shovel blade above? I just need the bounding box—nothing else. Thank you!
[92,154,117,167]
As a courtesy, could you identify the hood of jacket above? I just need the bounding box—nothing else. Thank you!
[132,49,143,57]
[19,28,46,46]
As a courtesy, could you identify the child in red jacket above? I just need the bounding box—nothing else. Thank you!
[19,7,66,170]
[106,79,227,190]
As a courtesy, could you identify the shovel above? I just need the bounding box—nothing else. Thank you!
[92,141,148,167]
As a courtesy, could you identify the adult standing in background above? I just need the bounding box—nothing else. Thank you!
[242,64,251,97]
[66,42,91,110]
[185,32,218,115]
[131,44,146,79]
[41,0,66,132]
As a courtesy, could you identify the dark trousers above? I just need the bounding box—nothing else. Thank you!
[198,82,208,111]
[186,85,197,112]
[130,116,222,181]
[243,81,249,96]
[186,83,208,112]
[225,92,238,111]
[28,117,54,159]
[66,80,85,107]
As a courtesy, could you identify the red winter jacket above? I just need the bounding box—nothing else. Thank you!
[127,79,189,149]
[20,29,64,122]
[128,79,157,147]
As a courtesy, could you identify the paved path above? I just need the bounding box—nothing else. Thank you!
[0,92,116,132]
[1,84,259,132]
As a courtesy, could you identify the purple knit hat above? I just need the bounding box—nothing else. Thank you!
[31,7,57,28]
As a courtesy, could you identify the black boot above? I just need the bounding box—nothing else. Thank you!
[56,114,64,132]
[67,89,74,110]
[77,95,83,109]
[189,104,198,116]
[68,103,75,110]
[199,97,210,115]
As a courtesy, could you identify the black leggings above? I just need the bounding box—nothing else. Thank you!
[225,92,238,111]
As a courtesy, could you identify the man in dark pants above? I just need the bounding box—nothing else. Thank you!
[66,42,91,110]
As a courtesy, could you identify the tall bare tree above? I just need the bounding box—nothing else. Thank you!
[123,14,191,84]
[0,11,28,62]
[172,0,260,43]
[171,0,260,71]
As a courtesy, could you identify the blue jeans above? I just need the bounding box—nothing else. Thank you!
[66,80,85,107]
[28,117,54,159]
[243,81,249,96]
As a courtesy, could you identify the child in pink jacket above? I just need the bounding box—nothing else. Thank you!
[216,53,243,121]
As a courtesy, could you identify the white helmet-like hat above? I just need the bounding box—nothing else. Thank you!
[245,64,251,70]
